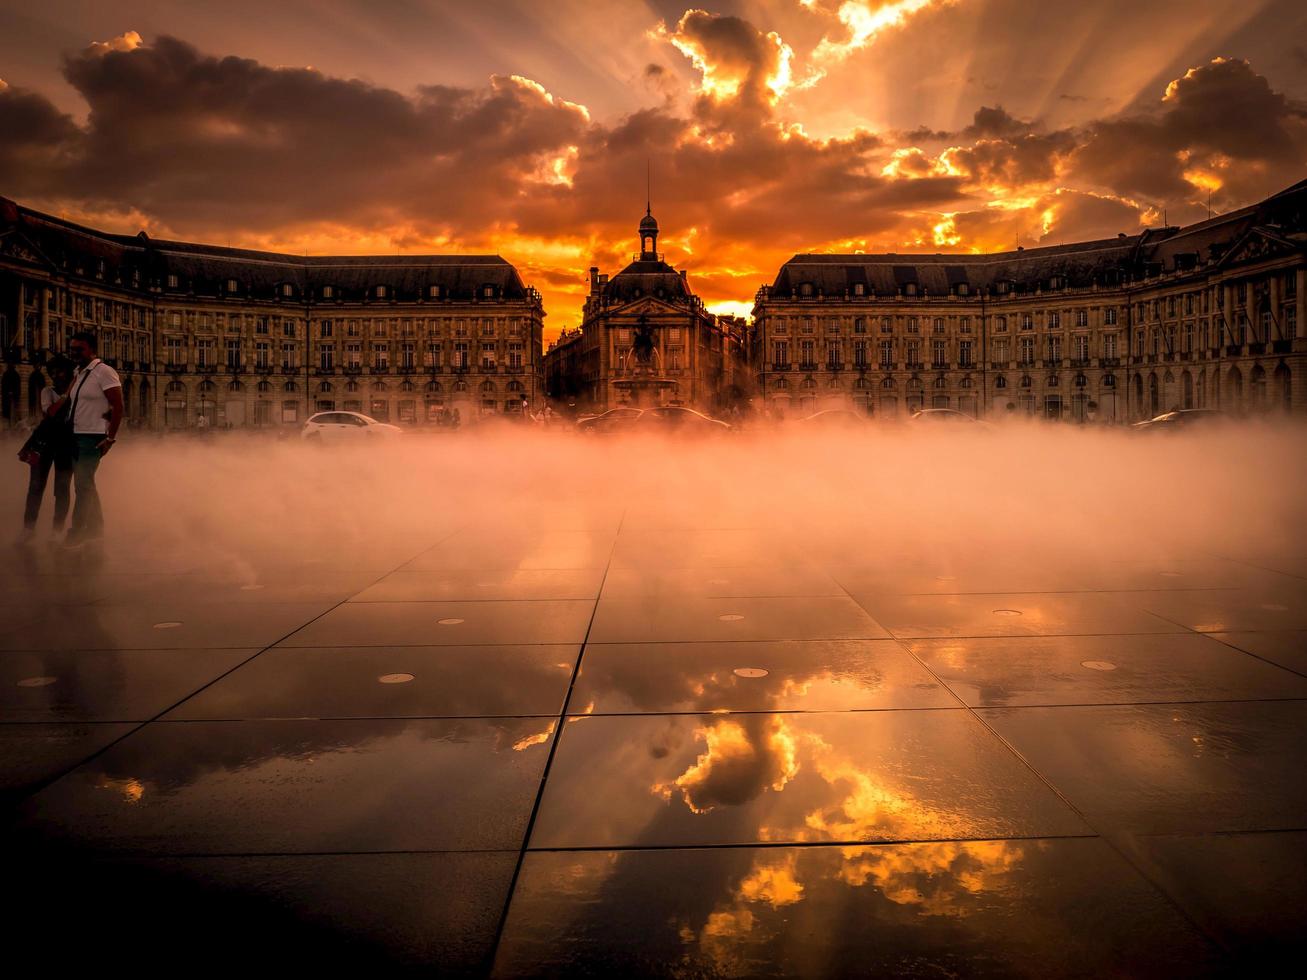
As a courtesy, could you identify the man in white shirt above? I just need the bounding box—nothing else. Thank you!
[63,331,124,545]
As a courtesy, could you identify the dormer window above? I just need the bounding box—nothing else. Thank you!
[375,285,387,299]
[227,279,238,293]
[322,285,334,299]
[853,283,865,297]
[167,274,179,289]
[96,260,106,280]
[428,285,441,299]
[799,282,814,297]
[996,281,1010,295]
[481,285,495,299]
[1048,276,1062,290]
[904,283,917,297]
[957,282,969,296]
[281,283,294,298]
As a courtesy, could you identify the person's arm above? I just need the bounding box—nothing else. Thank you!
[98,386,125,454]
[45,392,69,419]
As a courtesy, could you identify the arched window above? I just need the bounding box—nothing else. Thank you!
[880,377,895,389]
[933,376,948,388]
[166,380,185,395]
[959,376,973,389]
[1020,375,1032,388]
[318,381,333,393]
[283,380,298,393]
[995,376,1008,389]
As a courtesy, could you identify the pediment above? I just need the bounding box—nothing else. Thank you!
[1217,227,1301,269]
[611,296,684,318]
[0,230,51,269]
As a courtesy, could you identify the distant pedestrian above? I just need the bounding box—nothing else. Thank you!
[65,332,124,546]
[16,356,75,541]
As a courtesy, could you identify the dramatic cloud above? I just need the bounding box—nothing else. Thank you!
[1074,57,1307,216]
[664,9,795,106]
[1,20,1303,336]
[810,0,962,67]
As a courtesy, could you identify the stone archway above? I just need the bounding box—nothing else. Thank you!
[1273,362,1291,411]
[1227,365,1243,412]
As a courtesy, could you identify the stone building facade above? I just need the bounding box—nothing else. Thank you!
[544,208,750,414]
[0,200,545,429]
[752,180,1307,421]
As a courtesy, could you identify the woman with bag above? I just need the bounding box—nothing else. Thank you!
[17,356,75,542]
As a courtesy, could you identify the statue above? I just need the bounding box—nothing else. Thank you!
[632,315,656,366]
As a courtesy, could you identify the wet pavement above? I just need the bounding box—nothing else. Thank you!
[3,515,1306,976]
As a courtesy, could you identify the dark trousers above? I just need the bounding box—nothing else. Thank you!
[70,434,105,537]
[23,452,73,530]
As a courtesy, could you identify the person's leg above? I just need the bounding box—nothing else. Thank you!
[22,455,53,530]
[51,457,73,532]
[70,436,104,538]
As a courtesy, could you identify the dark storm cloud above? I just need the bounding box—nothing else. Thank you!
[964,105,1032,139]
[3,34,591,229]
[1072,57,1307,208]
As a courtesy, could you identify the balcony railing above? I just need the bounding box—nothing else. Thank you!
[1099,357,1120,367]
[1273,340,1292,353]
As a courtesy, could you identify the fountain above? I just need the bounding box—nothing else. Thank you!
[612,315,678,407]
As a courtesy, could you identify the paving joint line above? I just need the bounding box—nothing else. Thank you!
[485,513,625,973]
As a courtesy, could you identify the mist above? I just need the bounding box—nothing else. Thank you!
[7,420,1305,588]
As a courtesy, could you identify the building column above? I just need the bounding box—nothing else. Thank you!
[38,285,49,353]
[1297,269,1305,342]
[1268,275,1282,341]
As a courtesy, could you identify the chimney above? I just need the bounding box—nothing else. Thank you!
[589,266,599,291]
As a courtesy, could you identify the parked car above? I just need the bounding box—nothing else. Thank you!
[907,409,984,424]
[793,409,873,429]
[633,406,733,433]
[301,411,403,441]
[1132,409,1228,431]
[576,407,643,434]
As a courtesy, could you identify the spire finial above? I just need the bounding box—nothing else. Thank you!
[646,157,651,216]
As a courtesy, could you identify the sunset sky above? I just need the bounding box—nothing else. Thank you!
[2,0,1306,337]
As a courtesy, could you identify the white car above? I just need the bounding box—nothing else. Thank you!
[301,411,402,441]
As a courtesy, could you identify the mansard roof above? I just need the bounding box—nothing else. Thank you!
[602,258,691,304]
[771,178,1307,298]
[0,200,534,303]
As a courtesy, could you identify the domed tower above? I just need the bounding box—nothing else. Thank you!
[638,206,659,262]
